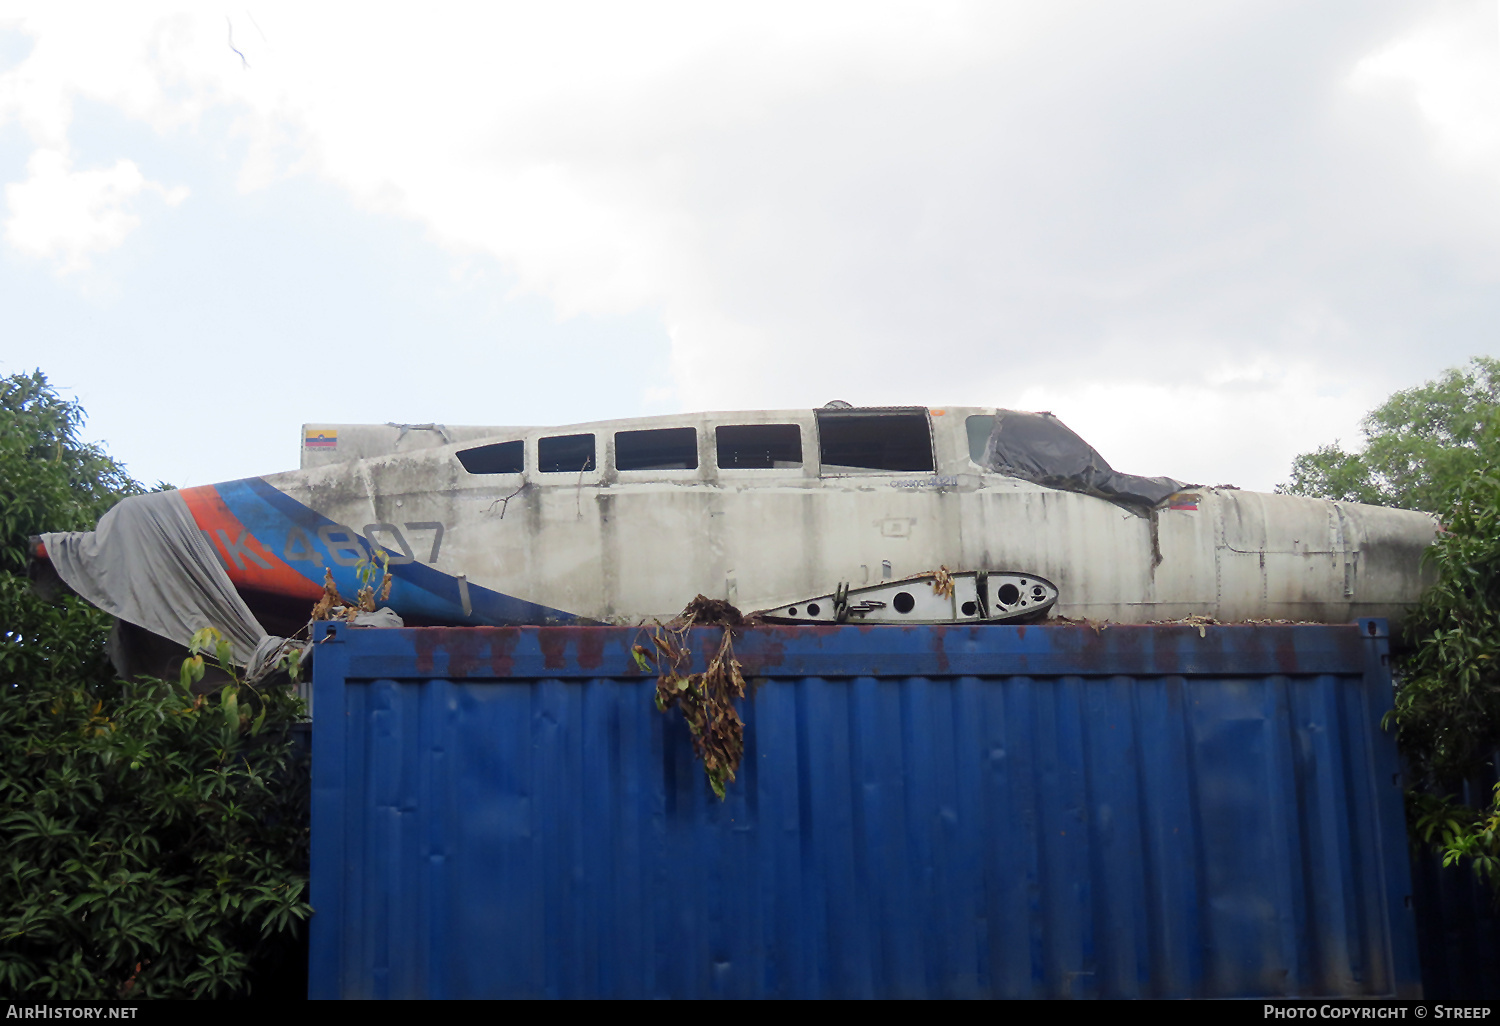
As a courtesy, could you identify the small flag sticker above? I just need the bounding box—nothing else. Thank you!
[304,428,338,449]
[1168,492,1200,511]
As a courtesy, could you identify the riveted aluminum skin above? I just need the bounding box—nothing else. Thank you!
[308,620,1419,999]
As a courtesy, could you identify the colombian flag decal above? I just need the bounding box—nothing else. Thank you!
[304,428,338,449]
[1168,492,1200,511]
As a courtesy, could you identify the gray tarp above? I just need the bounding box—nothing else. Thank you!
[41,490,292,679]
[984,410,1192,511]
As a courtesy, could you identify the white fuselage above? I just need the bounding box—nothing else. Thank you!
[276,407,1439,628]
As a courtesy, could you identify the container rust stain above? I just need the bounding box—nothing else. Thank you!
[410,626,519,678]
[485,628,520,678]
[928,624,950,673]
[573,628,605,671]
[739,629,786,675]
[411,627,444,675]
[537,629,569,670]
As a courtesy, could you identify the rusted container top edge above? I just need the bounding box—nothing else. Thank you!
[317,618,1386,681]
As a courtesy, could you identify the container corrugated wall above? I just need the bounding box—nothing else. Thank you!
[308,620,1420,999]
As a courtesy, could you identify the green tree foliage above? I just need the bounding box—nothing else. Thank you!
[0,371,143,696]
[1280,356,1500,514]
[1285,358,1500,889]
[0,370,143,572]
[1390,441,1500,887]
[0,371,311,997]
[0,669,310,997]
[1394,441,1500,785]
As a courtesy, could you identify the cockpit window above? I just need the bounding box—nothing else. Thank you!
[716,424,802,469]
[457,440,524,474]
[616,427,697,471]
[539,433,596,473]
[817,409,933,473]
[965,415,995,465]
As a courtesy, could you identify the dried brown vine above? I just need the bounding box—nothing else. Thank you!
[637,595,752,800]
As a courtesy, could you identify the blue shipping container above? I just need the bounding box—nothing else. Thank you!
[308,619,1420,999]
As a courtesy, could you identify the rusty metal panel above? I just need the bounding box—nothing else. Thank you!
[308,620,1419,999]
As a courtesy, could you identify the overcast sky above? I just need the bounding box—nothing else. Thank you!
[2,2,1497,491]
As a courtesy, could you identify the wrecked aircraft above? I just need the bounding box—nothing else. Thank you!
[32,405,1441,673]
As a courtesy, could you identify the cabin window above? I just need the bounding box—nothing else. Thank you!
[817,409,933,473]
[965,415,994,465]
[456,440,524,474]
[539,433,596,473]
[716,424,802,469]
[616,427,698,471]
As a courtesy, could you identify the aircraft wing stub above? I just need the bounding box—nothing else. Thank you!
[759,570,1059,625]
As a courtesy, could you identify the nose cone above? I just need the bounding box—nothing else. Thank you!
[1212,489,1439,633]
[1338,499,1442,632]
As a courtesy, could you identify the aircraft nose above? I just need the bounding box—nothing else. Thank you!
[1206,489,1438,631]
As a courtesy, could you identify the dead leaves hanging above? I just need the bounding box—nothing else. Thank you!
[930,564,954,599]
[309,552,394,624]
[636,595,750,800]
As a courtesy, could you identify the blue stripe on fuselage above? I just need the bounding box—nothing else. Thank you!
[215,477,596,626]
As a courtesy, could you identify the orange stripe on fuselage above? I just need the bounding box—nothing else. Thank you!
[179,484,323,602]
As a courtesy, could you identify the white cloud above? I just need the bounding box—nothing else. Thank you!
[1349,2,1500,169]
[1009,359,1380,491]
[4,148,186,272]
